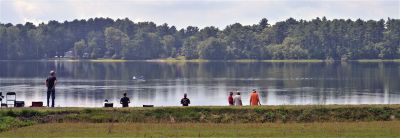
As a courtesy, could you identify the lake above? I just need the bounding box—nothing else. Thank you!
[0,60,399,107]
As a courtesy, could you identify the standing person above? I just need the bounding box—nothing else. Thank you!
[180,93,190,106]
[45,70,57,107]
[233,92,242,106]
[228,92,234,106]
[249,89,261,106]
[120,93,130,107]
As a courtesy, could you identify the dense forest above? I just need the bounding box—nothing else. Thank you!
[0,17,399,60]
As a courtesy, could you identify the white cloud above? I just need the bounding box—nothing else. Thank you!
[1,0,399,28]
[14,0,39,13]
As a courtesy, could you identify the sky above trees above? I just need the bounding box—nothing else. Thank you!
[1,0,399,29]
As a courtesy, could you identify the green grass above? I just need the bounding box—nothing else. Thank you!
[82,58,400,63]
[1,121,399,137]
[89,59,128,62]
[152,58,209,63]
[0,105,399,133]
[0,116,34,131]
[155,59,400,63]
[355,59,400,62]
[7,58,400,63]
[154,58,325,63]
[258,59,324,63]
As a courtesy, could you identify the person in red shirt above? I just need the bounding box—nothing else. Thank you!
[250,89,261,106]
[228,92,234,106]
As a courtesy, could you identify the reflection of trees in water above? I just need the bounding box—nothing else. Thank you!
[1,61,400,105]
[2,62,399,91]
[137,88,156,103]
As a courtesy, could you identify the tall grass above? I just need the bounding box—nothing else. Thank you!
[0,105,399,132]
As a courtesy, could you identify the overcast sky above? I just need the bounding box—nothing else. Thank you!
[1,0,399,29]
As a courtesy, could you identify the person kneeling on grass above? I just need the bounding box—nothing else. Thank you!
[120,93,130,107]
[180,93,190,106]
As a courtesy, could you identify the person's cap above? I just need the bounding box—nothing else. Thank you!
[50,70,55,74]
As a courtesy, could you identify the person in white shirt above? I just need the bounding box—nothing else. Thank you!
[233,92,242,106]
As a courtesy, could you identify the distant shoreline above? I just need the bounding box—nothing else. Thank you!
[0,59,399,63]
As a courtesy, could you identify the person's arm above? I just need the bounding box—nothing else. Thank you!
[53,77,57,88]
[188,99,190,104]
[53,80,57,89]
[120,98,123,104]
[180,99,183,104]
[45,79,48,88]
[128,98,130,103]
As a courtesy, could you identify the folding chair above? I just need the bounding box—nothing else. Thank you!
[0,92,6,108]
[6,92,16,107]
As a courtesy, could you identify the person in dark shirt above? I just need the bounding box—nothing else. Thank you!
[120,93,130,107]
[228,92,234,106]
[45,70,57,107]
[180,93,190,106]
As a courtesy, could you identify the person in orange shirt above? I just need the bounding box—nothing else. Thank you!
[250,89,261,106]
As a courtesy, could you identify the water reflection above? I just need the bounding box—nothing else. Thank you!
[0,61,399,107]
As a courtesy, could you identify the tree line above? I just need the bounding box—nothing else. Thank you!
[0,17,399,60]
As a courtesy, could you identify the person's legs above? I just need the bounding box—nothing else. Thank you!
[51,89,55,107]
[47,89,51,107]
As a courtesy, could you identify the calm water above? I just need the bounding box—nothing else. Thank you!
[0,60,399,107]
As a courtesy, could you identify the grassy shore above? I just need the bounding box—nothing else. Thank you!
[89,59,128,62]
[0,105,399,133]
[74,58,326,63]
[83,59,400,63]
[1,121,399,137]
[233,59,324,63]
[147,56,328,63]
[3,58,399,63]
[354,59,400,62]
